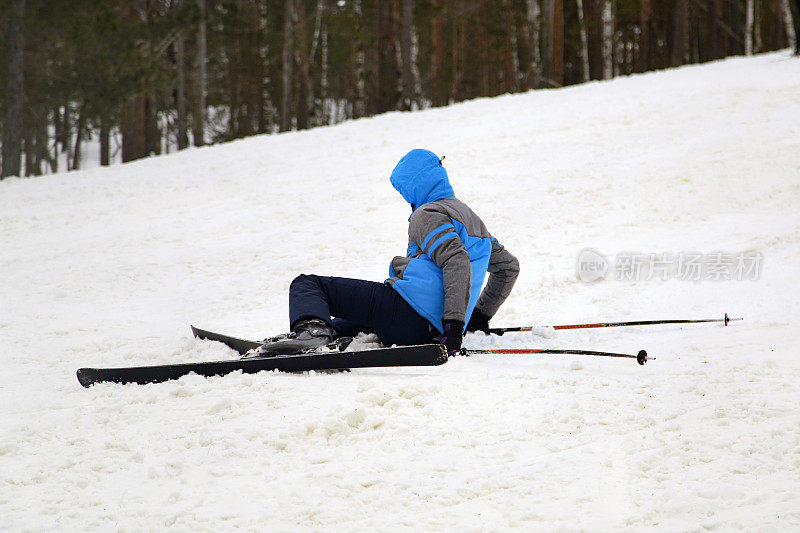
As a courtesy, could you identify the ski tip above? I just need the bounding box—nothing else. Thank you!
[76,368,94,388]
[636,350,648,365]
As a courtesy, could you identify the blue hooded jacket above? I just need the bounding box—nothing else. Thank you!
[387,149,492,333]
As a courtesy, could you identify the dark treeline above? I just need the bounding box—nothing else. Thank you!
[1,0,798,178]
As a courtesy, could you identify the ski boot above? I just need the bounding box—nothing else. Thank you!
[249,319,336,356]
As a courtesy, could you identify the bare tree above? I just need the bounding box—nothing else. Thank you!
[796,0,800,54]
[295,0,311,130]
[542,0,554,83]
[320,32,329,123]
[120,3,147,163]
[430,0,446,105]
[175,32,189,150]
[745,0,754,55]
[754,0,762,52]
[2,0,25,179]
[353,0,367,117]
[309,0,325,125]
[601,0,613,79]
[500,0,521,93]
[100,118,111,167]
[553,0,563,85]
[400,0,420,110]
[576,0,590,82]
[671,0,690,66]
[122,95,147,163]
[542,0,564,86]
[72,106,86,170]
[377,0,401,112]
[637,0,651,72]
[193,0,207,145]
[145,93,161,156]
[524,0,542,88]
[280,0,295,131]
[780,0,796,51]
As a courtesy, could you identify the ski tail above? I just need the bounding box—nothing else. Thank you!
[191,325,261,355]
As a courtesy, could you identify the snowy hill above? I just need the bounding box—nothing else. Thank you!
[2,51,800,530]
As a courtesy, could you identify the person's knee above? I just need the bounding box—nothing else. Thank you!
[290,273,317,289]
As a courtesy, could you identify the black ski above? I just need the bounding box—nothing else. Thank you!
[77,344,448,387]
[191,325,261,355]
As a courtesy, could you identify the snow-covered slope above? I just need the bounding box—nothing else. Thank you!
[2,51,800,530]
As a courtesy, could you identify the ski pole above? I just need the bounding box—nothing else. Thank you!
[487,313,742,336]
[461,348,650,365]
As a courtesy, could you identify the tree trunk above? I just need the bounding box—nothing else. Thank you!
[671,0,690,66]
[377,0,401,113]
[100,118,111,166]
[320,31,329,123]
[72,107,86,171]
[176,33,189,150]
[710,0,725,60]
[400,0,418,109]
[350,0,367,117]
[193,0,207,145]
[63,104,73,167]
[796,0,800,54]
[476,12,489,96]
[754,0,761,53]
[525,0,542,88]
[122,95,147,162]
[508,7,521,92]
[638,0,651,72]
[430,0,446,105]
[34,113,48,175]
[51,108,61,173]
[454,1,468,99]
[281,0,295,131]
[353,0,367,117]
[552,0,563,85]
[1,0,25,179]
[36,118,52,174]
[145,93,161,156]
[542,0,554,84]
[309,0,325,125]
[780,0,796,51]
[295,0,311,130]
[23,113,39,177]
[745,0,754,55]
[576,0,590,81]
[600,0,613,79]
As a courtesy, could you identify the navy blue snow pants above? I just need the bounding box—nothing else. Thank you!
[289,274,435,347]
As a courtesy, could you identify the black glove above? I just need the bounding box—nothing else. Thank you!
[466,308,491,334]
[439,319,464,355]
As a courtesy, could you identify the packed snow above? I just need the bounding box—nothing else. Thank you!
[2,51,800,530]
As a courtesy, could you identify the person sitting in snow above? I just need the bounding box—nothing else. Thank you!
[258,149,520,356]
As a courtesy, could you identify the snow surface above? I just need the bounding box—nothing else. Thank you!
[2,51,800,530]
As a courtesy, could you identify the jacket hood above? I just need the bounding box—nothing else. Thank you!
[390,149,454,211]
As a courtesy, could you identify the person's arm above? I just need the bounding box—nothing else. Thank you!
[468,238,519,330]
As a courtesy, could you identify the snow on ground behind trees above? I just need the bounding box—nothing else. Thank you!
[2,51,800,530]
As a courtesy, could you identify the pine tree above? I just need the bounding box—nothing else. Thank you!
[1,0,25,179]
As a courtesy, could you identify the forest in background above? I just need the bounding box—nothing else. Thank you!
[1,0,798,179]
